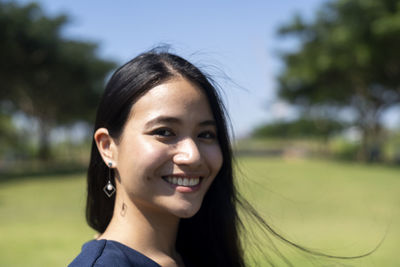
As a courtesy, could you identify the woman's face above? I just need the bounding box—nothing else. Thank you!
[113,77,223,218]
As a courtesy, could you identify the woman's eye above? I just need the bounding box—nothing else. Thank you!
[199,131,217,140]
[152,128,175,137]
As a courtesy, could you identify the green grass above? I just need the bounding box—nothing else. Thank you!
[0,158,399,266]
[237,157,400,266]
[0,174,96,267]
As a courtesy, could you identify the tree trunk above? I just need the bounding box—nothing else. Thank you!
[38,119,52,161]
[358,122,383,163]
[358,129,369,162]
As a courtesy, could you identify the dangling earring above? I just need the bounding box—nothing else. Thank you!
[103,162,116,197]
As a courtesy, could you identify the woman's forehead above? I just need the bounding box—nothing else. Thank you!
[128,78,215,123]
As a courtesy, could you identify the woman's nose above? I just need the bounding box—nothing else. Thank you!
[173,138,202,166]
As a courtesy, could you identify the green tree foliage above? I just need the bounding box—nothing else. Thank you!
[277,0,400,161]
[252,118,345,139]
[0,1,115,159]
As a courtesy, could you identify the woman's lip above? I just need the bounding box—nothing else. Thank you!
[161,176,203,192]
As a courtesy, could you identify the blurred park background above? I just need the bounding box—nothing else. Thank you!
[1,0,399,266]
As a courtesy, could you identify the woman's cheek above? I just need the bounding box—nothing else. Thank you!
[138,141,171,169]
[207,145,223,175]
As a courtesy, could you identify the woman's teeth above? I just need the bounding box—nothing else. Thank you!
[164,176,200,187]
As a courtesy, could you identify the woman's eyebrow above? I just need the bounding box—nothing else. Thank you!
[144,116,216,128]
[198,120,216,127]
[144,116,181,128]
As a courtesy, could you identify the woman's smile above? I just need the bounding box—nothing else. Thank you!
[162,174,204,193]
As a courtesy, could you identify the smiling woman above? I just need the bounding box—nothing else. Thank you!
[68,49,243,267]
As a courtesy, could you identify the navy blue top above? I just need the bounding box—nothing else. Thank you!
[68,239,161,267]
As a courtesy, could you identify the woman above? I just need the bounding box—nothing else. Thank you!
[69,50,244,266]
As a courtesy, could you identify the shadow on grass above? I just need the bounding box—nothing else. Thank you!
[0,161,87,184]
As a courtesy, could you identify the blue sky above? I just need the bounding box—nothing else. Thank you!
[15,0,356,136]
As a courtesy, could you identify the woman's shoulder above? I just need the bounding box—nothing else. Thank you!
[68,239,161,267]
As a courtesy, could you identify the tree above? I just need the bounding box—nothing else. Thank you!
[277,0,400,161]
[0,1,115,159]
[252,117,345,140]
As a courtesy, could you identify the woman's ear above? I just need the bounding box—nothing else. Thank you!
[94,128,118,167]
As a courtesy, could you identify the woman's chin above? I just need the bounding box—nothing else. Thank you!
[177,210,198,219]
[151,194,206,219]
[170,202,202,219]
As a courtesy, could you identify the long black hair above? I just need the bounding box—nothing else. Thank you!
[86,49,378,267]
[86,49,244,266]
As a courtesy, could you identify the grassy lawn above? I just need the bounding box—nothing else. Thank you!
[0,174,96,267]
[238,157,400,266]
[0,157,399,266]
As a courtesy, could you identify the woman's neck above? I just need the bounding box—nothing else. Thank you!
[98,194,181,265]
